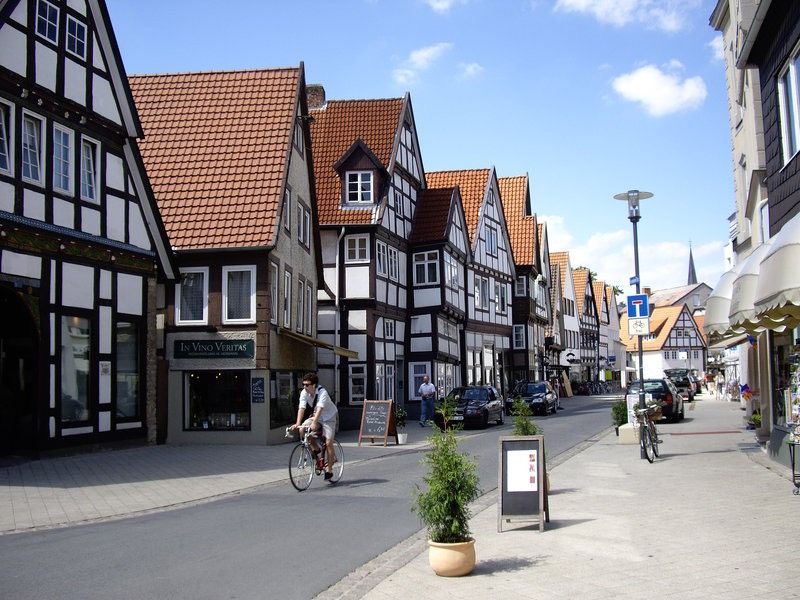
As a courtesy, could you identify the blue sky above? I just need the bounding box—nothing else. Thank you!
[107,0,731,295]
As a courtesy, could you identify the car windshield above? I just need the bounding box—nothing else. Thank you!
[630,381,664,393]
[462,388,487,401]
[523,383,547,395]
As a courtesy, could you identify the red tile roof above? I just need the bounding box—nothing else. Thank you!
[129,68,300,250]
[498,175,536,266]
[310,98,405,226]
[592,280,606,322]
[573,268,591,316]
[410,187,455,243]
[427,169,490,244]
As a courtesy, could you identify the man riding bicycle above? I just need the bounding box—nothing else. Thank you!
[290,373,338,480]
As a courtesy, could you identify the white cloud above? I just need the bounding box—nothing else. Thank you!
[393,42,453,85]
[460,62,484,78]
[708,35,724,61]
[612,63,707,117]
[424,0,465,13]
[540,217,726,296]
[554,0,701,33]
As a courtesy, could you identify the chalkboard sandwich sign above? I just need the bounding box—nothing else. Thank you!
[358,400,399,446]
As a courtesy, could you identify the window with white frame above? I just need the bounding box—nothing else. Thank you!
[759,200,770,243]
[80,138,98,202]
[664,351,669,359]
[385,364,395,401]
[444,253,459,289]
[474,276,489,310]
[513,325,525,349]
[66,15,87,59]
[778,46,800,163]
[346,171,373,203]
[693,350,699,359]
[22,113,43,184]
[222,265,256,324]
[305,283,312,334]
[388,247,399,281]
[0,102,10,174]
[176,267,209,325]
[376,241,387,276]
[411,363,429,399]
[384,319,395,340]
[413,251,438,285]
[269,262,278,324]
[283,270,292,327]
[671,351,677,359]
[375,363,385,400]
[495,283,507,314]
[36,0,58,43]
[349,364,366,403]
[53,125,72,193]
[283,189,291,232]
[515,275,526,296]
[296,202,310,248]
[485,227,498,255]
[296,279,304,330]
[345,235,369,263]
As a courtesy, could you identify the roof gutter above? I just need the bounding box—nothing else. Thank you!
[736,0,773,68]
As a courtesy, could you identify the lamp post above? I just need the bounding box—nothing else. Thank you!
[614,189,653,458]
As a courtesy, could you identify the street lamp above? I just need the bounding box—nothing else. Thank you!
[614,189,653,459]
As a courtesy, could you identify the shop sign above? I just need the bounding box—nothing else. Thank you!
[251,377,265,403]
[174,339,255,359]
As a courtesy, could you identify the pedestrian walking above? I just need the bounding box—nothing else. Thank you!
[418,375,436,426]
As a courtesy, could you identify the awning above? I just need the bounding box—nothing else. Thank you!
[707,332,749,351]
[704,263,742,337]
[278,328,358,359]
[728,241,773,333]
[754,211,800,330]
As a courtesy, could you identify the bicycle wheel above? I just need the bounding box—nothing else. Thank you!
[649,421,660,457]
[328,440,344,483]
[289,445,314,491]
[641,425,655,463]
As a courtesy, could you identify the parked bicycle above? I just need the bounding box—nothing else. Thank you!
[285,427,344,491]
[633,404,661,463]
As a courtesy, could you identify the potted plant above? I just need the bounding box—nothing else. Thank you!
[412,396,481,577]
[611,399,628,435]
[747,411,761,430]
[395,406,408,444]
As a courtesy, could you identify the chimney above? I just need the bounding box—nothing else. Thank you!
[307,84,326,110]
[643,287,651,296]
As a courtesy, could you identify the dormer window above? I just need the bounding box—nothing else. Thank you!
[346,171,373,204]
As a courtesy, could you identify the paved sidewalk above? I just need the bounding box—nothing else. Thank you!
[335,395,799,600]
[0,424,434,534]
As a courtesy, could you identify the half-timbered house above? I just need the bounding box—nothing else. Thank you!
[309,89,426,425]
[427,169,515,397]
[0,0,176,455]
[499,174,546,383]
[407,186,470,403]
[620,304,707,379]
[573,267,599,383]
[605,285,626,387]
[593,279,611,380]
[130,66,335,445]
[550,251,580,382]
[545,252,567,391]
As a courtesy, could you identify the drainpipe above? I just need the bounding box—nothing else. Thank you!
[334,227,345,402]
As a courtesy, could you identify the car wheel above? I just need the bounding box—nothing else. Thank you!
[551,401,557,414]
[496,409,504,425]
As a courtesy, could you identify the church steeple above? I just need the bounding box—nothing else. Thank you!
[687,243,697,285]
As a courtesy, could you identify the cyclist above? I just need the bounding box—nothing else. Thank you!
[290,373,338,480]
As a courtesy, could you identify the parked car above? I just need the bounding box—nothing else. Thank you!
[627,378,685,422]
[435,385,505,429]
[507,381,558,416]
[664,368,695,401]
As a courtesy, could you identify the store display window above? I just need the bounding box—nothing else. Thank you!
[185,370,250,430]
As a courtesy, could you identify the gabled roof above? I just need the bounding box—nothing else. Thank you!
[498,175,536,267]
[545,263,563,337]
[605,286,618,321]
[693,313,707,344]
[410,187,457,243]
[427,169,491,243]
[593,280,607,323]
[573,268,591,315]
[550,251,571,298]
[310,97,405,226]
[620,305,685,352]
[129,67,301,250]
[648,283,712,307]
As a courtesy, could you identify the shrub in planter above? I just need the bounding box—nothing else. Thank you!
[750,412,762,428]
[395,406,407,430]
[611,399,628,429]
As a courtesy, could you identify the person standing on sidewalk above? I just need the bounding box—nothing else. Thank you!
[418,375,436,426]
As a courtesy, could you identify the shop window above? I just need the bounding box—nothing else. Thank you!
[116,321,140,419]
[61,315,90,423]
[176,267,208,325]
[185,370,250,430]
[270,372,299,429]
[349,364,366,403]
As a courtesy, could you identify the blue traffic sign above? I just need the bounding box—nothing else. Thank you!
[629,275,639,285]
[627,294,650,318]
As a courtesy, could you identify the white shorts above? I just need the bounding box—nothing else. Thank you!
[301,417,337,441]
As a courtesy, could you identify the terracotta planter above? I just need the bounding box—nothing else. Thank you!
[428,539,475,577]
